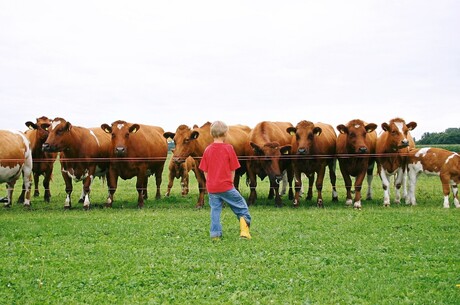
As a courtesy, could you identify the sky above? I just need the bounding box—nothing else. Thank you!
[1,0,459,141]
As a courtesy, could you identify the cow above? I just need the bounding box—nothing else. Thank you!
[101,120,168,208]
[336,119,377,209]
[0,130,33,207]
[165,154,197,197]
[42,117,111,209]
[376,118,417,206]
[247,121,294,207]
[407,147,460,208]
[287,121,338,207]
[163,122,251,208]
[18,116,57,203]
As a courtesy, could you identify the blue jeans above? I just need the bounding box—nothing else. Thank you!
[208,187,251,238]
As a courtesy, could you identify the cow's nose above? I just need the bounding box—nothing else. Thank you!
[401,139,409,146]
[42,143,50,152]
[275,175,283,184]
[298,148,307,154]
[173,157,185,164]
[115,147,125,155]
[359,147,368,153]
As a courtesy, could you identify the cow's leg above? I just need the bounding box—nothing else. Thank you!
[247,169,257,205]
[354,171,367,209]
[306,173,314,200]
[340,166,353,206]
[4,182,14,207]
[62,172,73,209]
[279,170,287,196]
[394,168,405,204]
[328,159,338,201]
[406,166,419,206]
[379,168,391,207]
[181,172,189,196]
[441,175,451,208]
[154,167,162,199]
[452,184,459,208]
[136,175,146,208]
[81,175,94,210]
[366,161,375,200]
[43,170,52,203]
[33,172,40,197]
[293,170,302,207]
[106,170,118,208]
[18,182,26,204]
[195,170,206,208]
[166,171,174,197]
[287,168,294,200]
[316,165,327,208]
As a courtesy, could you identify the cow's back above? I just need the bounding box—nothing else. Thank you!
[251,121,293,146]
[0,130,30,182]
[128,125,167,158]
[227,125,251,156]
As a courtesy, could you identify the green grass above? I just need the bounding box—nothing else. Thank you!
[1,155,460,304]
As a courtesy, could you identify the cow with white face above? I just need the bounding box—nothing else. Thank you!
[336,119,377,209]
[376,118,417,206]
[407,147,460,208]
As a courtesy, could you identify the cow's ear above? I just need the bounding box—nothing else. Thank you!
[365,123,377,133]
[407,122,417,131]
[190,131,199,140]
[25,121,37,130]
[337,124,348,134]
[286,127,296,136]
[250,142,263,155]
[313,127,322,137]
[280,145,291,155]
[101,124,112,134]
[129,124,140,134]
[381,123,390,132]
[64,122,72,131]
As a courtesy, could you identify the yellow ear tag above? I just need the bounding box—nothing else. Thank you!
[131,128,138,134]
[290,131,295,136]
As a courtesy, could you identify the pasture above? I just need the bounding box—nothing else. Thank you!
[1,153,459,304]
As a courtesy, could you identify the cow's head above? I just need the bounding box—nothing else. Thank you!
[25,116,52,143]
[41,117,73,152]
[337,119,377,154]
[163,125,200,164]
[381,118,417,151]
[101,120,140,157]
[250,141,291,184]
[287,120,322,155]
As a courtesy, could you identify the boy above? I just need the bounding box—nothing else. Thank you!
[199,121,252,240]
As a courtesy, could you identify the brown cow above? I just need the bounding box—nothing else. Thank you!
[407,147,460,208]
[376,118,417,206]
[101,120,168,208]
[336,119,377,209]
[165,154,197,197]
[247,121,294,207]
[42,117,111,209]
[0,130,33,207]
[18,116,57,203]
[163,122,251,208]
[287,121,337,207]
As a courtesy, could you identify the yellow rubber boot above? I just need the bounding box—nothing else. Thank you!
[239,217,251,239]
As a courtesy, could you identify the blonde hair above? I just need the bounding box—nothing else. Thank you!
[210,121,228,138]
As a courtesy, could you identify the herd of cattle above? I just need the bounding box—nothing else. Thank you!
[0,116,459,210]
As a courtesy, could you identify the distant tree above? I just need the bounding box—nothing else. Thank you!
[417,127,460,144]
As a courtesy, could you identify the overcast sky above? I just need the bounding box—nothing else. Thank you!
[1,0,459,140]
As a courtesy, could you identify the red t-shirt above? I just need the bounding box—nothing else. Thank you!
[199,142,240,193]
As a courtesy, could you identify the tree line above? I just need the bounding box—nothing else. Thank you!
[416,127,460,144]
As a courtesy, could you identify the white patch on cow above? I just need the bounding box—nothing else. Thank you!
[0,164,22,183]
[117,123,124,130]
[65,194,71,207]
[445,152,458,165]
[89,130,100,147]
[443,195,450,208]
[354,124,361,129]
[51,120,61,130]
[395,122,404,133]
[415,147,430,157]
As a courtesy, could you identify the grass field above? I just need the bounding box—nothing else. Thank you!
[1,154,459,304]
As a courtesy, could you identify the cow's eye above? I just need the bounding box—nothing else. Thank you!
[111,134,115,139]
[125,133,129,139]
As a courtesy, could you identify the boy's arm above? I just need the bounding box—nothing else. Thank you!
[231,170,235,182]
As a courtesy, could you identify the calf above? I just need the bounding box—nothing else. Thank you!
[0,130,33,207]
[165,155,197,197]
[287,121,338,207]
[42,117,111,209]
[336,119,377,209]
[163,122,251,208]
[376,118,417,206]
[247,121,294,207]
[19,116,57,203]
[407,147,460,208]
[101,120,168,208]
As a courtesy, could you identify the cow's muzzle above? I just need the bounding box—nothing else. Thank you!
[42,143,56,152]
[115,147,126,157]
